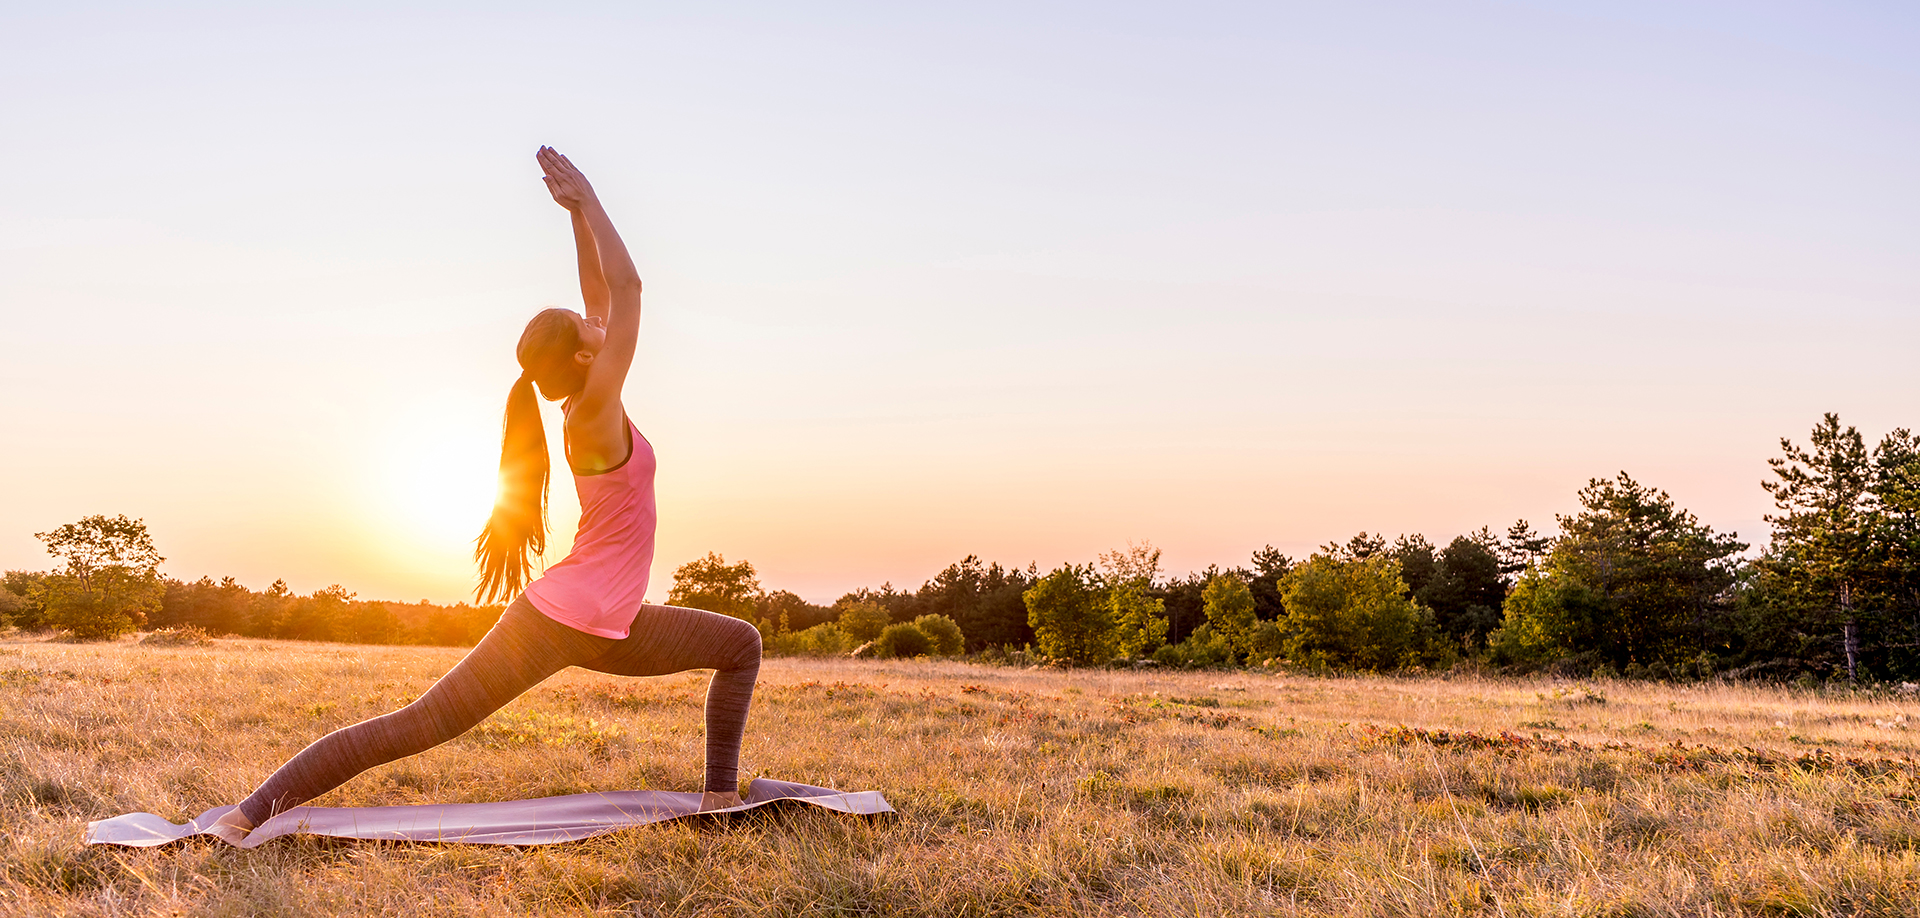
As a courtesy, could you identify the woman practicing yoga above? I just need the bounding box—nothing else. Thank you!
[211,147,761,839]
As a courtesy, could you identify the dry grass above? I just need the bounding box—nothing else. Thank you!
[2,633,1918,916]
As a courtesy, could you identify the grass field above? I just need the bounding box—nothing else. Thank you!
[2,632,1918,916]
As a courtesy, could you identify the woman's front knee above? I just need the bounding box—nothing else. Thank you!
[726,618,762,671]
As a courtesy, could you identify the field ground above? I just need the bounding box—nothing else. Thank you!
[2,633,1919,916]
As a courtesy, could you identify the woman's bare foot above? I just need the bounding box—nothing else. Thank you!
[699,791,743,812]
[206,807,254,844]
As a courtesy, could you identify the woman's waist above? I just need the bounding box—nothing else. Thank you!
[529,557,652,599]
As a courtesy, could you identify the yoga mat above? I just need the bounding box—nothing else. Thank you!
[86,778,891,848]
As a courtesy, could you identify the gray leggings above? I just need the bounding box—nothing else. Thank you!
[237,596,761,825]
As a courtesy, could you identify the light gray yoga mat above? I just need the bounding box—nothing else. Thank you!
[86,778,892,848]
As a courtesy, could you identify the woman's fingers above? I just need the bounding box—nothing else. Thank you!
[535,146,594,203]
[538,148,575,200]
[537,147,565,180]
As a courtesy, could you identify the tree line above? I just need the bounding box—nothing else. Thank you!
[662,413,1919,683]
[1,525,502,646]
[5,413,1915,683]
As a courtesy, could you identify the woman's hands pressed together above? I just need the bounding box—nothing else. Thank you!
[539,146,598,212]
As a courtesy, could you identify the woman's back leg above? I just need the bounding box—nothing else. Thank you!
[235,597,609,825]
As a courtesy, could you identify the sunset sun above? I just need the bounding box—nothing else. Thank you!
[376,413,499,548]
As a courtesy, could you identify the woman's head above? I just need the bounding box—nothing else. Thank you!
[475,307,605,603]
[515,307,607,400]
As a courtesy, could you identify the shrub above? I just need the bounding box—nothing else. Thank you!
[1152,625,1236,668]
[1488,570,1605,669]
[139,626,213,647]
[1,571,45,630]
[875,622,932,659]
[765,622,854,657]
[1247,620,1286,661]
[837,600,892,643]
[911,614,965,656]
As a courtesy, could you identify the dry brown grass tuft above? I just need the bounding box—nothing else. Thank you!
[2,632,1918,915]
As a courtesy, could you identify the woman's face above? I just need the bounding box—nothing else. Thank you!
[572,312,609,355]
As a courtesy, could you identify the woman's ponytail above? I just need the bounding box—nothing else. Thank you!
[474,373,550,604]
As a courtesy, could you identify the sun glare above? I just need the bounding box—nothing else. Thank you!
[377,412,499,548]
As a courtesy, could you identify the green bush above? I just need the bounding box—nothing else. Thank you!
[875,622,933,659]
[1,572,45,630]
[837,600,892,643]
[765,622,854,657]
[1152,625,1236,668]
[1247,620,1286,662]
[1487,569,1604,669]
[911,614,965,656]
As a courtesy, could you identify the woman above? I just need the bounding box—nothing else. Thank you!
[212,148,761,839]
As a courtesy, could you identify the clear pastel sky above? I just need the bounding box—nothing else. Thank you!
[3,2,1916,605]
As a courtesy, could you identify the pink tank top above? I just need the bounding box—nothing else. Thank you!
[522,415,657,639]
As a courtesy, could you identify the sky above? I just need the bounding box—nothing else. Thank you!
[2,1,1916,605]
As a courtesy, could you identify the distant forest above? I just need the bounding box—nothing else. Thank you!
[5,413,1916,683]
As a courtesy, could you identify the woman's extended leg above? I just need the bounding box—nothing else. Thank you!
[582,604,762,797]
[234,597,612,825]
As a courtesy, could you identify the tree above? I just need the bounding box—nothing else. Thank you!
[913,556,1036,651]
[1488,568,1608,669]
[346,599,402,644]
[158,576,252,635]
[1420,535,1508,647]
[836,599,893,644]
[285,584,354,642]
[1098,542,1169,658]
[1155,567,1218,645]
[1326,532,1387,561]
[1490,473,1744,671]
[1870,428,1920,648]
[834,583,914,626]
[667,553,762,624]
[1746,416,1920,681]
[1024,564,1115,665]
[33,514,165,640]
[1201,573,1258,661]
[1390,534,1439,598]
[1502,520,1552,575]
[757,590,833,634]
[1278,553,1441,671]
[1248,546,1293,622]
[250,579,292,637]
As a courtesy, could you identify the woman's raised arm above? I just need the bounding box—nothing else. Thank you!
[538,147,642,448]
[566,208,611,322]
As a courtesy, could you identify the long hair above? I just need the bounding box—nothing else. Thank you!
[475,308,586,603]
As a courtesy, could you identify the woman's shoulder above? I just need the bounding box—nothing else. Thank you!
[560,397,634,474]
